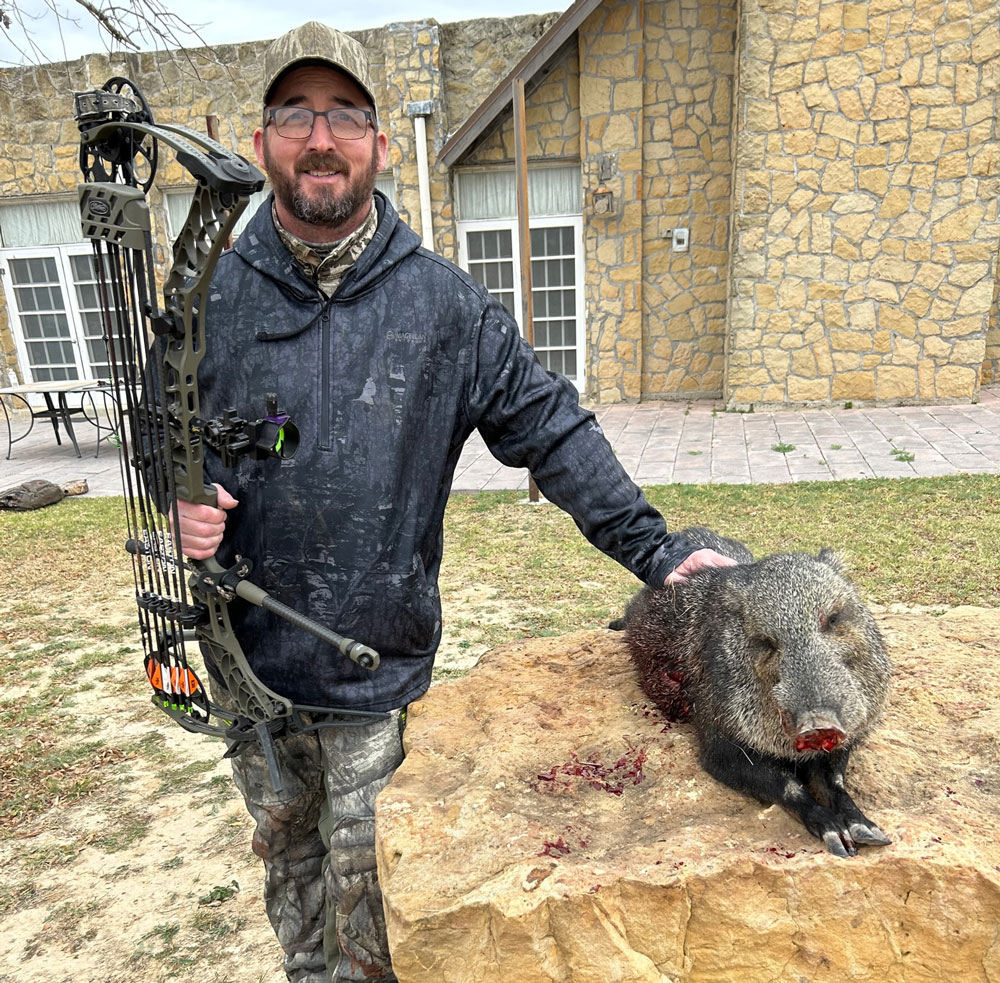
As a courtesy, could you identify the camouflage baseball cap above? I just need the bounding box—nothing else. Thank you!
[263,21,376,116]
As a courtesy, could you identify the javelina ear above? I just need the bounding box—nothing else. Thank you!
[817,547,843,572]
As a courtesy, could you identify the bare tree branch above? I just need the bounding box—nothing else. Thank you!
[72,0,139,48]
[0,0,215,70]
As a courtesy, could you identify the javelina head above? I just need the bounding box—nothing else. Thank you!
[709,550,890,760]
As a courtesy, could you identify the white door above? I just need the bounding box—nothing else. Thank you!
[457,216,585,391]
[0,245,114,386]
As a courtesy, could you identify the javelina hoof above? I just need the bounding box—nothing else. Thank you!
[817,815,892,858]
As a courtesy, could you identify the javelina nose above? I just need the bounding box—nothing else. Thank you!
[791,711,846,752]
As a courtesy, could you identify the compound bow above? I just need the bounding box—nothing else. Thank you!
[73,77,380,791]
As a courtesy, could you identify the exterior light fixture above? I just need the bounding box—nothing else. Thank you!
[592,184,614,215]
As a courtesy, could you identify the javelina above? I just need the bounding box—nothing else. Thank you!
[614,527,891,857]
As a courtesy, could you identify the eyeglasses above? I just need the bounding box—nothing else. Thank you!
[264,106,374,140]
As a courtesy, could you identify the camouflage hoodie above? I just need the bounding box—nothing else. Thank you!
[199,192,697,712]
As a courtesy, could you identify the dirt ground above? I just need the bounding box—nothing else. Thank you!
[0,578,529,983]
[0,602,987,983]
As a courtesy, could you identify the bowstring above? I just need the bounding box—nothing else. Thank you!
[96,221,206,722]
[93,238,157,690]
[129,239,199,717]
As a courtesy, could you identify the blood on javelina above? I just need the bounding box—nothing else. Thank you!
[793,728,843,753]
[654,669,689,722]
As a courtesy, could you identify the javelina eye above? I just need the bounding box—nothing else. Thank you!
[820,610,840,631]
[751,637,780,677]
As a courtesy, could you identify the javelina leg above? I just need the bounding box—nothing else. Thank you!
[802,748,890,849]
[700,735,868,857]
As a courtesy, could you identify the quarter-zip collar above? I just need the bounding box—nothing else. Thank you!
[274,198,379,298]
[234,190,420,304]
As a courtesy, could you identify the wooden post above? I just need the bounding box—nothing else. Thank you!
[512,78,540,503]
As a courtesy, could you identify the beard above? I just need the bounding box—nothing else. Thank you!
[265,139,380,232]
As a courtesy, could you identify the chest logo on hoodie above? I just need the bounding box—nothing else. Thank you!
[386,330,427,345]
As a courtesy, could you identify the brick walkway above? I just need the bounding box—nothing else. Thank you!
[2,389,999,497]
[453,387,1000,490]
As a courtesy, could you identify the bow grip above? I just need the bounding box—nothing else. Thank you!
[186,481,220,510]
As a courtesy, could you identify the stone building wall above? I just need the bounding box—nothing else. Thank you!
[580,0,648,402]
[460,45,581,164]
[727,0,1000,407]
[382,22,446,251]
[0,15,555,386]
[438,14,564,146]
[2,3,998,405]
[641,0,737,399]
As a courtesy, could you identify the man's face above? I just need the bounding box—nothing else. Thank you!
[254,64,388,242]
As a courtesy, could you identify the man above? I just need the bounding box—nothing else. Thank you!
[176,20,735,983]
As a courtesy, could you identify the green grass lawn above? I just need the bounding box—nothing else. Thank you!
[0,473,997,826]
[3,474,997,633]
[438,475,999,647]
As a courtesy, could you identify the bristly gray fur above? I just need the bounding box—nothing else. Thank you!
[615,526,893,855]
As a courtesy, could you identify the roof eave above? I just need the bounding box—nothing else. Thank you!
[438,0,604,169]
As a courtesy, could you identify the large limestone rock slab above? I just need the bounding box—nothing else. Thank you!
[375,609,1000,983]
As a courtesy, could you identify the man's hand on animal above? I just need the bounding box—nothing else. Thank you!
[665,547,739,584]
[173,483,239,559]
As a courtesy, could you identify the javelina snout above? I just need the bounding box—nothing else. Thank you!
[616,530,892,857]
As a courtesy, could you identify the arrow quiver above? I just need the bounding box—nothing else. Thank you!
[74,77,380,792]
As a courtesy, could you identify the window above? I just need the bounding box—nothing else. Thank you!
[465,228,515,314]
[530,225,579,381]
[5,254,78,383]
[455,166,585,389]
[0,198,119,386]
[375,172,397,207]
[1,248,117,384]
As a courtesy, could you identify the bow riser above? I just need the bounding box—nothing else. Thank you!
[160,185,249,506]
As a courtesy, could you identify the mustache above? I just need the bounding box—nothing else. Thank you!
[295,152,350,174]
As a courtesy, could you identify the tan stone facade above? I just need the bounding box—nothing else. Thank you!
[1,0,998,406]
[728,0,1000,406]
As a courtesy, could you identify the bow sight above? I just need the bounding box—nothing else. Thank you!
[74,77,380,792]
[203,394,301,469]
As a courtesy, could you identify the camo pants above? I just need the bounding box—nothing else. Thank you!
[222,703,406,983]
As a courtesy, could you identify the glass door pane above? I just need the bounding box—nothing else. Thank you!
[69,251,126,380]
[457,218,584,391]
[530,225,578,382]
[7,255,81,382]
[465,228,516,317]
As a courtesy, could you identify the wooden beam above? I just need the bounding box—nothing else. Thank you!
[512,77,540,503]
